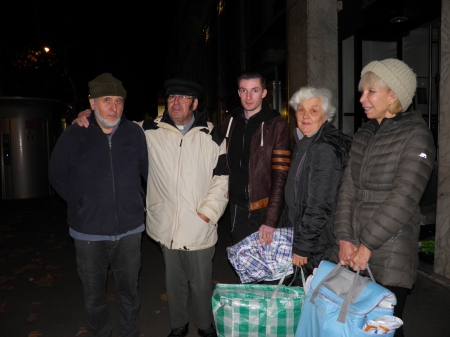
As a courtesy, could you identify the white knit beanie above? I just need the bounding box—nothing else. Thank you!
[361,58,417,112]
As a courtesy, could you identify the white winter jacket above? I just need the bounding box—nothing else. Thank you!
[138,110,229,251]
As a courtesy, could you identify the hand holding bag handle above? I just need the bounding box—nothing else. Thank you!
[309,262,375,323]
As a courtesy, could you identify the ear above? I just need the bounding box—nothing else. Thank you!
[389,90,398,105]
[262,88,268,99]
[192,98,199,110]
[89,98,95,110]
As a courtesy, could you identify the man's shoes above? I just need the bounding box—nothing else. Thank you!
[167,322,189,337]
[197,323,217,337]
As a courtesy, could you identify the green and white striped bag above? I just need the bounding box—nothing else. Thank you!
[212,266,305,337]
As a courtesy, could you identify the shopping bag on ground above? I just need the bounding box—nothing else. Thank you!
[295,260,398,337]
[212,264,305,337]
[227,227,294,283]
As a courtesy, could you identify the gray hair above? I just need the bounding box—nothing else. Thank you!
[288,86,336,122]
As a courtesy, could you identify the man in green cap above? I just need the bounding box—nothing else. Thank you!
[49,73,148,337]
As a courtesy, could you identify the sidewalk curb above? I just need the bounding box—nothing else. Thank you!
[418,261,450,290]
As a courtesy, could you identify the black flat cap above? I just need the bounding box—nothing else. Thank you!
[164,78,203,97]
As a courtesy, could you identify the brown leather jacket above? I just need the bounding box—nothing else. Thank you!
[220,103,291,228]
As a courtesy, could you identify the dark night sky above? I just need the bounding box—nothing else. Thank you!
[0,3,169,119]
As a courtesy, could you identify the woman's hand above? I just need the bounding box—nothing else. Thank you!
[348,243,371,271]
[71,109,92,128]
[338,240,357,266]
[292,253,308,267]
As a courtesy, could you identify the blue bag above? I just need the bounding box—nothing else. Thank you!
[296,261,397,337]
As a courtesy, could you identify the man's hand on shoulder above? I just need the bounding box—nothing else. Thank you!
[71,109,92,128]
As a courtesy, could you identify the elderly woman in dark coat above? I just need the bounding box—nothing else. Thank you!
[278,86,352,277]
[332,58,436,337]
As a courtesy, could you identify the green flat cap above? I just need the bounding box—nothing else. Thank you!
[88,73,127,99]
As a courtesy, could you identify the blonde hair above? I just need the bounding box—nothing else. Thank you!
[358,71,402,114]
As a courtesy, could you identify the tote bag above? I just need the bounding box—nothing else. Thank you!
[227,227,294,283]
[212,265,305,337]
[295,260,397,337]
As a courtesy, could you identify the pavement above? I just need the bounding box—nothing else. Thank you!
[1,196,449,337]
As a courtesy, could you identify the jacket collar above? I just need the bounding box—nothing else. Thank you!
[232,101,280,123]
[160,108,208,130]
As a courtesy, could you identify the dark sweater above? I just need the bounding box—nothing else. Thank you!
[48,114,148,236]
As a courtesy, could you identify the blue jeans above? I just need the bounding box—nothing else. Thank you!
[74,232,142,337]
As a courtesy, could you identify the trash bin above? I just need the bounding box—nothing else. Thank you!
[0,97,71,199]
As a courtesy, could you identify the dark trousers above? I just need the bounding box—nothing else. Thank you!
[162,245,215,330]
[383,285,409,337]
[74,232,142,337]
[230,202,265,245]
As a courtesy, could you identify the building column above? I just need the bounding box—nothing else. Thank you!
[286,0,338,117]
[435,1,450,279]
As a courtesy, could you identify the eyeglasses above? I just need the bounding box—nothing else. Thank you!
[166,94,193,103]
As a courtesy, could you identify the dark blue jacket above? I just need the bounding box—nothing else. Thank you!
[48,114,148,236]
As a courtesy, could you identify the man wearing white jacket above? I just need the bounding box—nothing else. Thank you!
[139,79,228,337]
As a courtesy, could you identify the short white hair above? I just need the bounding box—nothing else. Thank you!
[289,86,336,122]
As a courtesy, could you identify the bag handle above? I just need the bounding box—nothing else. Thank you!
[310,262,374,323]
[270,263,305,300]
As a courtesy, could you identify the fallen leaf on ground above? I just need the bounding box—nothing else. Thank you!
[48,242,66,250]
[46,265,59,270]
[27,311,37,321]
[28,330,42,337]
[14,263,41,274]
[0,275,16,283]
[8,247,34,257]
[76,326,87,335]
[34,274,54,286]
[29,301,42,305]
[0,234,16,241]
[160,293,168,301]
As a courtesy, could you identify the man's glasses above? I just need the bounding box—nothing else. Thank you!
[167,94,193,103]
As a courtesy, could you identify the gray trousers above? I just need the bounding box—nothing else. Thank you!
[162,245,215,330]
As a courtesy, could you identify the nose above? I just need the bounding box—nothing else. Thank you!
[359,92,366,103]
